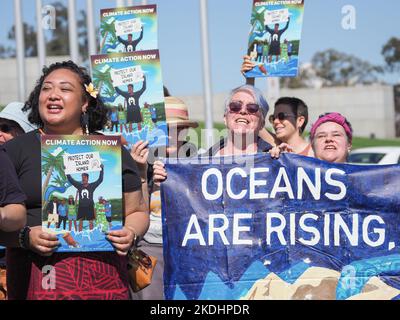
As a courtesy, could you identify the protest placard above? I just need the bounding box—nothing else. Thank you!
[41,135,123,252]
[245,0,305,78]
[91,50,168,149]
[100,4,158,53]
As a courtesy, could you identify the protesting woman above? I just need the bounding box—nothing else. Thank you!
[268,97,314,157]
[153,84,273,183]
[309,112,353,163]
[4,61,149,300]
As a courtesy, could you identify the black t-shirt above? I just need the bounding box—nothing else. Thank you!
[67,168,104,207]
[0,146,26,207]
[4,130,142,227]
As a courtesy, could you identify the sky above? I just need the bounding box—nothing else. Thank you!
[0,0,399,96]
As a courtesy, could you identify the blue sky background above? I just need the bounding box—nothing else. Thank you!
[0,0,399,95]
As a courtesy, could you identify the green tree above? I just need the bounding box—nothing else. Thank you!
[7,23,38,57]
[311,49,383,87]
[6,1,89,59]
[382,37,400,73]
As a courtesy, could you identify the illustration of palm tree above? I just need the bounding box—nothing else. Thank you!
[42,149,66,203]
[250,7,266,35]
[52,175,68,188]
[100,19,117,52]
[92,64,114,97]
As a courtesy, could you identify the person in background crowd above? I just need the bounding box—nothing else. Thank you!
[310,112,353,163]
[0,102,37,145]
[268,97,314,157]
[3,60,149,300]
[0,146,27,301]
[0,148,27,234]
[130,95,199,300]
[0,101,35,300]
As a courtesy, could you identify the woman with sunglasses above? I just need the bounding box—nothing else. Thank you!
[152,85,273,186]
[3,61,149,300]
[207,85,272,156]
[309,112,353,163]
[269,97,314,157]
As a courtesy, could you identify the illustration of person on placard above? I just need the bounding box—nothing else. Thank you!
[117,103,128,133]
[117,27,144,52]
[46,196,59,229]
[104,199,112,229]
[114,75,147,132]
[287,40,293,61]
[66,165,104,232]
[265,16,290,63]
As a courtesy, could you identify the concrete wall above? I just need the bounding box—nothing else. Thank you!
[0,56,70,106]
[180,84,397,139]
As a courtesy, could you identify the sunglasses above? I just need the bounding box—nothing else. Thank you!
[0,124,12,133]
[228,101,260,114]
[269,112,296,123]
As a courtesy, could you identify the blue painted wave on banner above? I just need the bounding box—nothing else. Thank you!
[161,153,400,300]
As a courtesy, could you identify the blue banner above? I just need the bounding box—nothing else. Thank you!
[161,153,400,300]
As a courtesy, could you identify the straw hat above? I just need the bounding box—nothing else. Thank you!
[164,96,198,128]
[0,102,37,133]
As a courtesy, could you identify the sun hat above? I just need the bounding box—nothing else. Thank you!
[164,96,198,128]
[0,102,37,133]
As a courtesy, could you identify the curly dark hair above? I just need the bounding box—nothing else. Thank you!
[23,60,108,133]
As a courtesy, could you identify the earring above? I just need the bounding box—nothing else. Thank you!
[81,111,89,135]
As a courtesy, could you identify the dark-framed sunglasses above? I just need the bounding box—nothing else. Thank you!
[228,100,260,114]
[269,112,296,124]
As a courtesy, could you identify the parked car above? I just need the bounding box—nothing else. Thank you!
[348,147,400,165]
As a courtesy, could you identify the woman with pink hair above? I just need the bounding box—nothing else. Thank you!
[309,112,353,163]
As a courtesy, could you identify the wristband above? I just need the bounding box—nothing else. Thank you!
[18,226,31,250]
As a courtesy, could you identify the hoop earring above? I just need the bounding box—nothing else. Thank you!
[81,111,89,135]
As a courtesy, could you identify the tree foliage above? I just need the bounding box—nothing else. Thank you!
[311,49,383,87]
[382,37,400,72]
[3,1,89,60]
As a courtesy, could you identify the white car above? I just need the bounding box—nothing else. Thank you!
[348,147,400,165]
